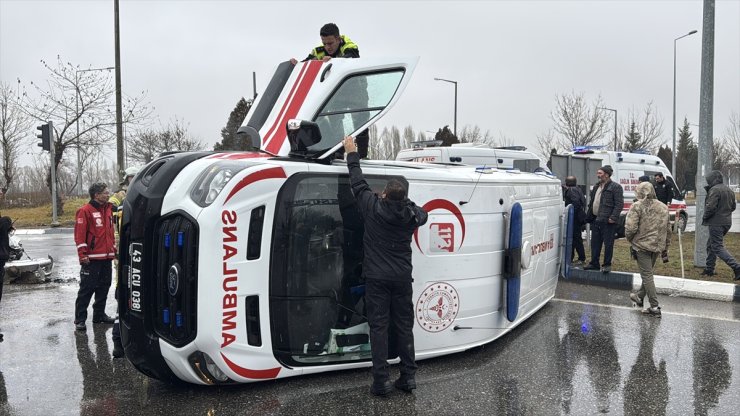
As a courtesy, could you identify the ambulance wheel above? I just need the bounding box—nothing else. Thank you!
[677,212,687,232]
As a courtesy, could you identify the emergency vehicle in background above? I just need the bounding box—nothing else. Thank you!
[118,57,572,385]
[552,148,688,235]
[396,143,543,172]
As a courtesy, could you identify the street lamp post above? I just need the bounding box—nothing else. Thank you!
[75,66,114,196]
[597,107,618,151]
[434,78,457,138]
[672,29,698,177]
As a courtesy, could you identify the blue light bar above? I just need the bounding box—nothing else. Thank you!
[176,311,183,328]
[177,231,184,247]
[164,233,171,248]
[163,308,170,325]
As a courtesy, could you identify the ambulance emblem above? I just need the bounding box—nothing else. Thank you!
[416,283,459,332]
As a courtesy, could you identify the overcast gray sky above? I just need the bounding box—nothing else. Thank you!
[1,0,739,163]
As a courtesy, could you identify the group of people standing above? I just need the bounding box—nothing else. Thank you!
[564,166,739,318]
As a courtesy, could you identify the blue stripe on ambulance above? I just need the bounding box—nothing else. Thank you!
[504,202,522,322]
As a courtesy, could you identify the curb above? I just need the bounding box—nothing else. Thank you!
[14,228,74,235]
[564,268,739,302]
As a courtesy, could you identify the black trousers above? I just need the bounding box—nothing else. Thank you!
[571,222,585,262]
[0,260,5,305]
[365,278,417,382]
[589,222,616,267]
[74,260,113,323]
[706,225,740,272]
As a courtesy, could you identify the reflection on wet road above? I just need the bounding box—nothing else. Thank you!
[0,235,739,415]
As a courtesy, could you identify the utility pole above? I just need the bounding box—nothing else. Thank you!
[694,0,715,268]
[114,0,124,177]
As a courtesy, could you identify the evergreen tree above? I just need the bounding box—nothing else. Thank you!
[656,145,672,172]
[214,97,253,151]
[435,125,458,146]
[622,122,643,152]
[675,118,698,192]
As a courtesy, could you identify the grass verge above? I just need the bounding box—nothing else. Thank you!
[1,198,88,228]
[585,231,739,283]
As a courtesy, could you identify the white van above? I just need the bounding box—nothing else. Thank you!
[118,57,569,385]
[553,149,688,232]
[396,143,542,171]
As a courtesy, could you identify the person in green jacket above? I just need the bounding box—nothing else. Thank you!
[290,23,359,64]
[290,24,369,158]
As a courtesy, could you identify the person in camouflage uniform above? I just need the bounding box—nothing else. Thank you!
[625,182,671,317]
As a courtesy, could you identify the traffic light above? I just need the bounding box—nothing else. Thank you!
[36,122,52,152]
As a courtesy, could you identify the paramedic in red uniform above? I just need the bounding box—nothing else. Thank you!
[343,136,428,396]
[73,182,117,331]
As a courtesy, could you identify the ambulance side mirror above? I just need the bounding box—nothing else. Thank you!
[286,119,322,153]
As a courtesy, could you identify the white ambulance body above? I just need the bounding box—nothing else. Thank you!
[119,58,569,385]
[561,149,688,232]
[396,143,542,170]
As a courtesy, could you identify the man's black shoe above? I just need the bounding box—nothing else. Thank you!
[92,315,116,324]
[0,332,4,342]
[734,268,740,281]
[112,341,125,358]
[394,377,417,393]
[370,380,393,396]
[601,265,611,274]
[583,264,600,271]
[75,321,86,331]
[700,269,716,277]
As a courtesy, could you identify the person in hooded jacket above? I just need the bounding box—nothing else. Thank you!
[701,170,740,280]
[0,215,12,342]
[343,136,428,396]
[625,182,671,317]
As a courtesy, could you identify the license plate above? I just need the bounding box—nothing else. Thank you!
[129,242,143,313]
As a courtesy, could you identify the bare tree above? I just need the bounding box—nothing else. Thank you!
[535,129,559,163]
[0,81,31,199]
[19,56,151,213]
[724,111,740,165]
[551,91,609,150]
[128,117,203,164]
[402,125,415,149]
[619,101,664,152]
[712,137,733,179]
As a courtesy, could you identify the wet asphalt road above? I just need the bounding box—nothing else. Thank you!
[1,234,739,415]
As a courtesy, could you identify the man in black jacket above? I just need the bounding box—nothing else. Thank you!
[584,165,624,273]
[0,215,11,342]
[563,176,586,266]
[653,173,675,205]
[343,136,428,396]
[701,170,739,280]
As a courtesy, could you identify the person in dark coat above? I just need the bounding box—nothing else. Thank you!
[584,165,624,273]
[343,136,428,396]
[653,173,675,205]
[701,170,739,280]
[563,176,586,266]
[0,215,11,342]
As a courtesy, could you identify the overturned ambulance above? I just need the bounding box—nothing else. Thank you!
[119,57,573,385]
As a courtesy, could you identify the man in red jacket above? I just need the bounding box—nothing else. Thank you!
[74,182,117,331]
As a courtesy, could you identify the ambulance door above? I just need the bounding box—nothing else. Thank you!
[244,58,419,158]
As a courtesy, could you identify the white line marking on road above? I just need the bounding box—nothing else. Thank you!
[553,298,740,323]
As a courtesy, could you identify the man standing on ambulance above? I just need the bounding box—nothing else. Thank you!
[343,136,428,396]
[585,165,624,273]
[73,182,117,331]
